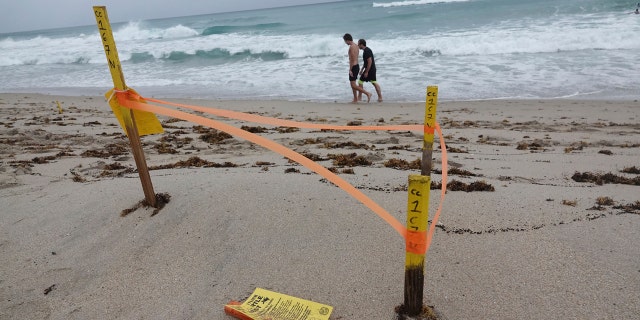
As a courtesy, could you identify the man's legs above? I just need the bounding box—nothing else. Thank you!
[350,81,370,103]
[359,81,382,102]
[372,81,382,102]
[352,85,358,103]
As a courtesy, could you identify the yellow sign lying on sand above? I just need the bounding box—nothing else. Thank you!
[225,288,333,320]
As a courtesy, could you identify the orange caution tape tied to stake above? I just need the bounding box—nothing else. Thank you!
[406,230,427,255]
[110,90,448,252]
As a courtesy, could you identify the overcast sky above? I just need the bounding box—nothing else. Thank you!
[0,0,339,34]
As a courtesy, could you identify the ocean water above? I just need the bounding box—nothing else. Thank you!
[1,0,639,102]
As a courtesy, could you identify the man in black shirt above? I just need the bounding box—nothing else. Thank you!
[357,39,383,102]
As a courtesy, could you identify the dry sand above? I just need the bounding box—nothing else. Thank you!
[1,93,639,319]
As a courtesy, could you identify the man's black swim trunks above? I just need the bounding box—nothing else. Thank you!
[349,65,359,81]
[359,69,377,82]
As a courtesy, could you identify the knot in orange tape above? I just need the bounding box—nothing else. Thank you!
[114,89,141,102]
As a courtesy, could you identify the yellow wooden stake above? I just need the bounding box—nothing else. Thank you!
[421,86,438,175]
[93,6,157,207]
[404,174,431,315]
[403,86,438,316]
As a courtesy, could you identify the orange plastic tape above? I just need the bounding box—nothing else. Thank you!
[143,96,424,132]
[424,122,447,253]
[224,301,252,320]
[116,91,409,238]
[115,91,448,243]
[406,230,427,255]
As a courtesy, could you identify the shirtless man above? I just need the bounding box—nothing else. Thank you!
[343,33,371,103]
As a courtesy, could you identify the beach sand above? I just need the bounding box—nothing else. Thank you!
[1,93,639,319]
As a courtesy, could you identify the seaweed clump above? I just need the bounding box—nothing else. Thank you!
[149,156,238,170]
[384,158,421,170]
[572,171,640,186]
[613,201,640,214]
[621,166,640,174]
[121,192,171,217]
[81,143,129,158]
[193,126,232,144]
[394,304,438,320]
[432,180,495,192]
[328,153,372,167]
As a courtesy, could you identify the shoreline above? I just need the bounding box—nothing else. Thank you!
[1,89,638,104]
[1,93,639,319]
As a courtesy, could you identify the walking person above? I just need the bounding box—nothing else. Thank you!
[357,39,383,102]
[343,33,371,103]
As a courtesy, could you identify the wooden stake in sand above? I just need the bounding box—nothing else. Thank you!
[93,6,157,207]
[403,86,438,316]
